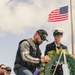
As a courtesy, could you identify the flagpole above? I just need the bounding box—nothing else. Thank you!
[70,0,74,54]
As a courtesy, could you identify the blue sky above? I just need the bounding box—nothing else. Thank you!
[0,0,75,75]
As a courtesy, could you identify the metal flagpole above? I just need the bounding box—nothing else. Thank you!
[70,0,74,54]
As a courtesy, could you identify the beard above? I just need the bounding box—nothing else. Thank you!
[35,39,41,45]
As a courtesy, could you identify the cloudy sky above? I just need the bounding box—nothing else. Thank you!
[0,0,75,75]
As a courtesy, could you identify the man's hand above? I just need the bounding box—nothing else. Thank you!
[41,55,50,63]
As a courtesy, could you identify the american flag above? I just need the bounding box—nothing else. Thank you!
[48,6,68,22]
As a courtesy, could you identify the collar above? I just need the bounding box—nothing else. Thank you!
[54,42,60,47]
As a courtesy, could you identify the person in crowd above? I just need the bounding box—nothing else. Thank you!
[5,66,12,75]
[0,65,4,75]
[14,29,50,75]
[0,64,6,75]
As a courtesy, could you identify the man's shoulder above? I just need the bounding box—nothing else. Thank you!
[60,43,67,49]
[46,42,55,46]
[19,38,31,44]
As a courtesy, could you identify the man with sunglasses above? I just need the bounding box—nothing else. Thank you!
[14,29,50,75]
[5,66,12,75]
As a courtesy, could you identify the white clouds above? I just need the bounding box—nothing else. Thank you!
[0,0,75,53]
[0,0,71,35]
[0,1,75,75]
[0,0,47,34]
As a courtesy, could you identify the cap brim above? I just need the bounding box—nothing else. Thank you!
[54,34,62,36]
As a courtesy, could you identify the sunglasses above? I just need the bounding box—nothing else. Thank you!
[7,70,11,71]
[1,67,6,70]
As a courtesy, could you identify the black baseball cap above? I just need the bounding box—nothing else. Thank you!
[6,66,11,71]
[36,29,48,41]
[53,29,63,36]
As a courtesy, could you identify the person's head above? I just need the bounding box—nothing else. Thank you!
[33,29,48,45]
[53,28,63,44]
[6,66,12,75]
[0,65,3,74]
[0,64,6,74]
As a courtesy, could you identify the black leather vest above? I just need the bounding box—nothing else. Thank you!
[14,38,41,72]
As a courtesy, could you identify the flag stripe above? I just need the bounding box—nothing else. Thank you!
[48,18,68,22]
[48,6,68,22]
